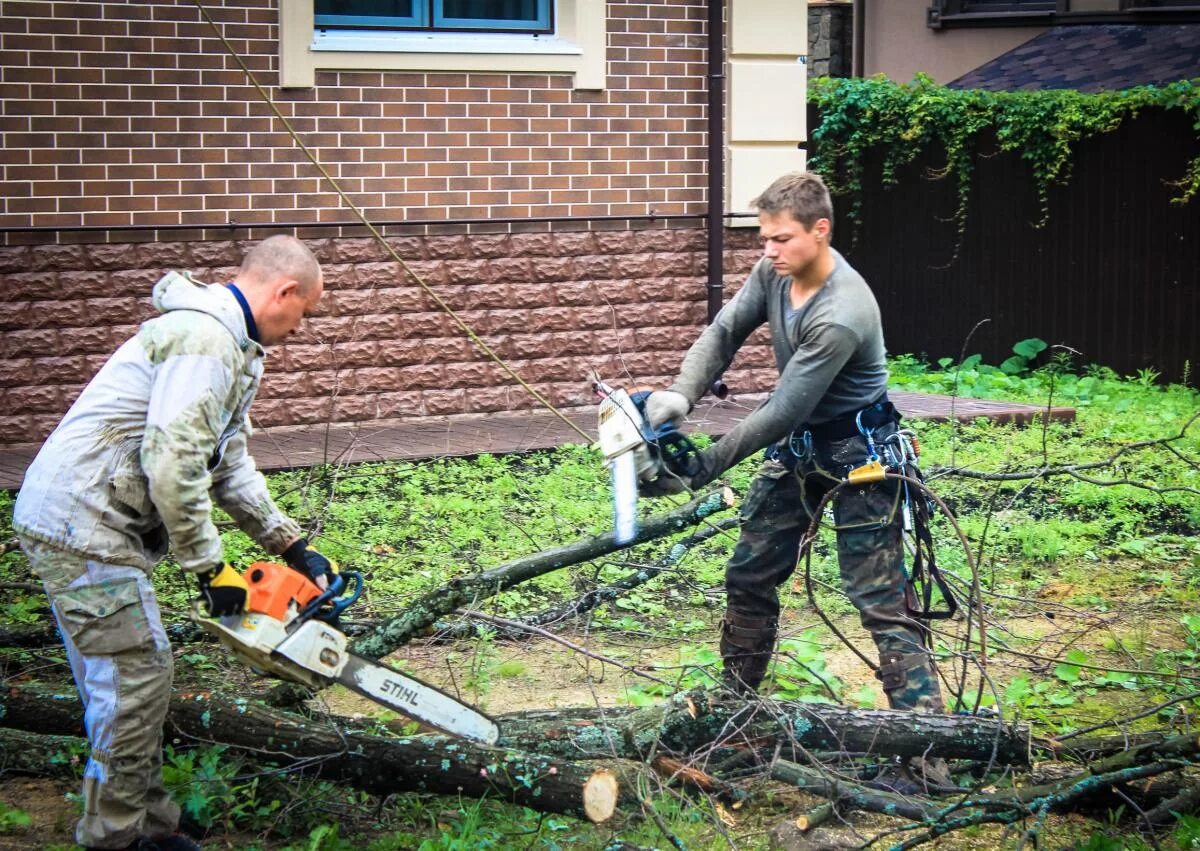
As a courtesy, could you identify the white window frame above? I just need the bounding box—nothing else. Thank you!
[280,0,605,90]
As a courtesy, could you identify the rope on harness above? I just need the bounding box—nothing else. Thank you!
[797,464,985,711]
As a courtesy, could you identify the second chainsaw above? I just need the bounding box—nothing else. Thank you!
[593,382,704,543]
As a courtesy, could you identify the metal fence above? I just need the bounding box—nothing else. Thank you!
[815,107,1200,384]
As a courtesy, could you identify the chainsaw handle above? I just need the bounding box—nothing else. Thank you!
[299,570,364,624]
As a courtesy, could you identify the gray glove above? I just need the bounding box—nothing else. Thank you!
[644,389,692,429]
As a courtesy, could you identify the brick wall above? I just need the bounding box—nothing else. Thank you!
[0,228,774,443]
[0,0,710,231]
[0,0,788,445]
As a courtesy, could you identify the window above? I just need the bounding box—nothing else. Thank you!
[314,1,554,34]
[280,1,605,90]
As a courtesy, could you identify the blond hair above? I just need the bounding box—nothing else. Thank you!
[750,172,834,233]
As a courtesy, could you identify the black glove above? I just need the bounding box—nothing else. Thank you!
[282,538,336,587]
[196,564,250,617]
[638,473,690,498]
[638,449,712,498]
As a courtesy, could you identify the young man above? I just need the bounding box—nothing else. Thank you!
[641,172,944,717]
[13,235,335,850]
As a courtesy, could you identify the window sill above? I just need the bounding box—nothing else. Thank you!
[312,30,580,56]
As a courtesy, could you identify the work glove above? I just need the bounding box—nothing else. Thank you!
[196,564,250,617]
[638,471,691,498]
[282,538,336,590]
[638,446,714,498]
[644,389,692,430]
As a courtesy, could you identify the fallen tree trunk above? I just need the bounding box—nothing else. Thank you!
[494,691,1032,765]
[0,727,82,779]
[353,488,735,659]
[0,683,637,822]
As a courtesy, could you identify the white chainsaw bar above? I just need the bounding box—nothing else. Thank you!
[198,608,500,746]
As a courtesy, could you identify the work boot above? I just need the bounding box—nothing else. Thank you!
[719,610,777,696]
[97,831,202,851]
[86,840,163,851]
[908,756,954,791]
[877,650,945,714]
[869,756,955,796]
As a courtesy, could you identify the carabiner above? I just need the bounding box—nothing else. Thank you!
[855,410,880,462]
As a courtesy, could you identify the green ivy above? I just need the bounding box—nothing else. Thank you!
[807,74,1200,255]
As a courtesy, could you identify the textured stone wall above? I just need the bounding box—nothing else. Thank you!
[0,228,773,443]
[808,1,855,79]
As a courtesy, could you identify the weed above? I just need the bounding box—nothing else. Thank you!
[768,630,844,703]
[161,745,280,833]
[0,801,32,833]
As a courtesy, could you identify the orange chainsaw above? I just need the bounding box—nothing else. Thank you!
[191,562,499,745]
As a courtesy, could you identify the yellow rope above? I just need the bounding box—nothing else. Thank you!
[194,0,594,443]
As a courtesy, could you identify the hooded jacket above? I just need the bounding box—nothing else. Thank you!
[14,272,301,572]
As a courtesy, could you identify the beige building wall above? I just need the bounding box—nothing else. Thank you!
[727,0,808,225]
[864,0,1045,84]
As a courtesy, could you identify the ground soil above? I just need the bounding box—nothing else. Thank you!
[0,594,1190,850]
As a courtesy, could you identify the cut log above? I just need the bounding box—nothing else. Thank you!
[352,488,735,659]
[582,768,620,823]
[0,727,82,779]
[0,683,638,822]
[496,691,1032,765]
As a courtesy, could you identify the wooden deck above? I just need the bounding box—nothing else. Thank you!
[0,391,1073,489]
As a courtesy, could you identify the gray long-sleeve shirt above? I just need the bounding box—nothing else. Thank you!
[670,249,888,482]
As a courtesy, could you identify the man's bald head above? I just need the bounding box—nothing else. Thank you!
[238,235,322,296]
[235,235,324,346]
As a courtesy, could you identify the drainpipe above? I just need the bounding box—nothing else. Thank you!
[706,0,729,399]
[852,0,866,77]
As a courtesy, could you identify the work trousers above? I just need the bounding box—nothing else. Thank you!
[19,537,180,850]
[723,424,943,711]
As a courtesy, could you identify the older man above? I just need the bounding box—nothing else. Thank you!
[14,235,334,850]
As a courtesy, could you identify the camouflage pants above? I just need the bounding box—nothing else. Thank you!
[19,537,179,850]
[723,425,943,711]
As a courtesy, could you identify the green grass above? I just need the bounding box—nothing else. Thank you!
[1,350,1197,849]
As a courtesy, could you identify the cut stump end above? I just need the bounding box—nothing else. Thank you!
[582,767,619,823]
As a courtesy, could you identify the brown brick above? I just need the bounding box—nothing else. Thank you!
[0,412,34,436]
[390,362,443,390]
[400,311,450,338]
[1,383,60,410]
[421,388,465,415]
[0,247,31,273]
[507,232,554,256]
[443,260,494,288]
[506,283,555,308]
[331,395,375,421]
[553,282,603,306]
[280,343,334,371]
[570,254,613,280]
[462,385,526,413]
[374,389,425,419]
[551,231,596,257]
[0,271,57,299]
[0,356,34,388]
